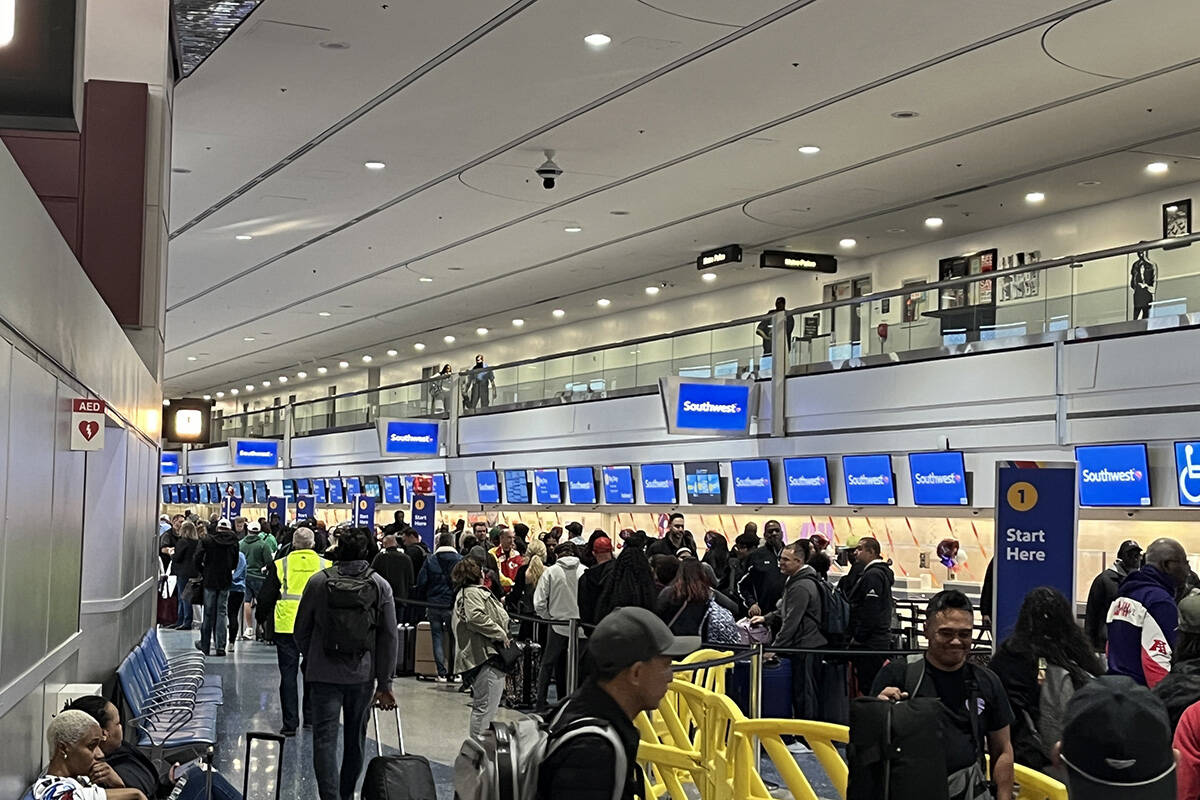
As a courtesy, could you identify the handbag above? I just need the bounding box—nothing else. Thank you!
[490,640,522,674]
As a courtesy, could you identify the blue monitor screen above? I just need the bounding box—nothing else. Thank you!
[161,486,171,504]
[674,382,752,431]
[198,484,210,503]
[160,452,180,476]
[363,476,382,500]
[504,470,530,504]
[345,477,362,498]
[294,478,310,496]
[533,469,562,504]
[908,451,969,506]
[782,457,831,505]
[207,483,220,502]
[240,481,255,502]
[641,463,677,505]
[383,475,403,505]
[684,461,723,504]
[1175,442,1200,506]
[1077,444,1151,507]
[254,481,269,502]
[312,478,327,503]
[327,479,345,504]
[731,459,774,504]
[602,466,635,504]
[434,474,448,504]
[477,471,500,504]
[566,467,597,504]
[282,479,295,501]
[842,454,896,505]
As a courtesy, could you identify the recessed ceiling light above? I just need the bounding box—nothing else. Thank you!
[1024,191,1046,204]
[297,371,307,379]
[361,355,372,363]
[1146,161,1169,174]
[364,161,386,170]
[172,167,192,174]
[414,343,426,351]
[512,319,525,327]
[418,276,434,283]
[1077,180,1102,187]
[243,336,255,342]
[891,110,919,119]
[235,234,253,241]
[386,349,398,357]
[596,298,611,308]
[476,327,489,336]
[278,376,288,383]
[187,355,197,361]
[886,227,907,233]
[317,366,328,374]
[701,272,717,282]
[552,308,566,318]
[230,389,238,396]
[839,238,857,248]
[216,392,224,398]
[609,210,630,216]
[584,33,612,46]
[163,398,170,407]
[318,311,332,317]
[797,145,821,154]
[644,286,660,296]
[245,385,255,392]
[339,361,349,368]
[924,217,944,229]
[262,380,271,387]
[320,40,351,50]
[443,335,456,344]
[563,226,583,233]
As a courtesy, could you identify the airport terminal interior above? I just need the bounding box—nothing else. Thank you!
[6,1,1200,798]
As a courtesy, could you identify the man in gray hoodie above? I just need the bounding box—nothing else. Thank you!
[534,541,587,709]
[295,528,398,800]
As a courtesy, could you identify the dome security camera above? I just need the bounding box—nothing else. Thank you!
[536,149,563,190]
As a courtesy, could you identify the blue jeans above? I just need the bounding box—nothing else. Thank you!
[172,765,241,800]
[275,633,311,730]
[176,593,193,628]
[199,588,229,651]
[428,608,453,677]
[310,681,375,800]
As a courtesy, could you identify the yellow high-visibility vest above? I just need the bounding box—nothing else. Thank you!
[274,549,328,634]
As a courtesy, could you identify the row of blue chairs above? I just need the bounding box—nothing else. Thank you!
[116,630,223,761]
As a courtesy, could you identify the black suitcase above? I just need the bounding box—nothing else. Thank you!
[202,731,284,799]
[396,624,416,677]
[362,707,437,800]
[503,641,542,710]
[847,696,948,800]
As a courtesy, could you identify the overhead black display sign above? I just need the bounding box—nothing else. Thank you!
[696,244,742,270]
[759,250,837,273]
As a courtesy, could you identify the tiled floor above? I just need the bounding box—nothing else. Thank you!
[159,627,837,799]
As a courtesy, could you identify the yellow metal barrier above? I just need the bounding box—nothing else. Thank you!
[731,719,848,800]
[1012,763,1069,800]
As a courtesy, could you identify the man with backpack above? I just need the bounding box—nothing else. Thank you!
[872,590,1014,800]
[294,528,398,800]
[537,607,700,799]
[845,537,895,692]
[750,540,829,723]
[415,531,462,682]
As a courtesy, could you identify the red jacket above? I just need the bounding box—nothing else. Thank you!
[490,546,524,590]
[1176,700,1200,799]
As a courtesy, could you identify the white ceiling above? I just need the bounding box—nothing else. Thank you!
[165,0,1200,396]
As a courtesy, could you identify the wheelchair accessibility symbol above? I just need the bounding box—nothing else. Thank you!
[1180,443,1200,504]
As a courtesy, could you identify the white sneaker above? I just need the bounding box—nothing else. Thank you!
[786,741,812,755]
[435,676,448,684]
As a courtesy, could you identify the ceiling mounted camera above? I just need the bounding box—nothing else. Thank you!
[536,149,563,190]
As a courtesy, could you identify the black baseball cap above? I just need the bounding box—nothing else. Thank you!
[589,607,699,673]
[1059,675,1175,800]
[1118,540,1143,560]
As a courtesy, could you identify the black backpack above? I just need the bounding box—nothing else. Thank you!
[801,572,851,639]
[323,567,380,656]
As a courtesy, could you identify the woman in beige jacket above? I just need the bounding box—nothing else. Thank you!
[452,558,512,739]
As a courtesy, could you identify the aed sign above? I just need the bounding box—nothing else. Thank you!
[759,249,838,273]
[993,461,1077,641]
[379,419,440,456]
[71,398,106,451]
[230,438,280,468]
[696,244,742,270]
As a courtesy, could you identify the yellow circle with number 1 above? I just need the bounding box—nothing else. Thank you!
[1007,481,1039,511]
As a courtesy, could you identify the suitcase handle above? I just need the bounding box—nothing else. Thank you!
[371,706,405,758]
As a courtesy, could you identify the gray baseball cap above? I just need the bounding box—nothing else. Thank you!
[589,607,700,673]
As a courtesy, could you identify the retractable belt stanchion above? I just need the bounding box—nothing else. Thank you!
[750,642,764,776]
[566,618,580,695]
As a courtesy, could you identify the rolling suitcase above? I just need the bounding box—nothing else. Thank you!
[363,707,437,800]
[503,641,542,710]
[415,621,439,680]
[191,731,284,799]
[728,655,793,718]
[396,623,416,677]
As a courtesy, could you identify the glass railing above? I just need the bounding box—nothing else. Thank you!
[208,232,1200,439]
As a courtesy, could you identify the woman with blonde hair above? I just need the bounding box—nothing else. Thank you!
[507,538,547,640]
[452,558,511,739]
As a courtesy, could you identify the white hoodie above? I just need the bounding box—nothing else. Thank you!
[533,556,587,633]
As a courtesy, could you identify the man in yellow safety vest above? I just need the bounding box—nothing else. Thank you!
[261,527,327,736]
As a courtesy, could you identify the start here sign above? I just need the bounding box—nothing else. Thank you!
[992,462,1078,641]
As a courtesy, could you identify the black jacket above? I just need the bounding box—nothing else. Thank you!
[104,742,165,797]
[847,561,894,647]
[578,559,615,626]
[1084,564,1128,650]
[655,586,739,638]
[646,531,698,559]
[170,537,200,581]
[737,545,785,613]
[1154,659,1200,731]
[538,679,643,800]
[404,541,430,576]
[372,548,415,603]
[195,529,240,590]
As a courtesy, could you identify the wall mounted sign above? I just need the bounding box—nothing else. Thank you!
[71,398,105,451]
